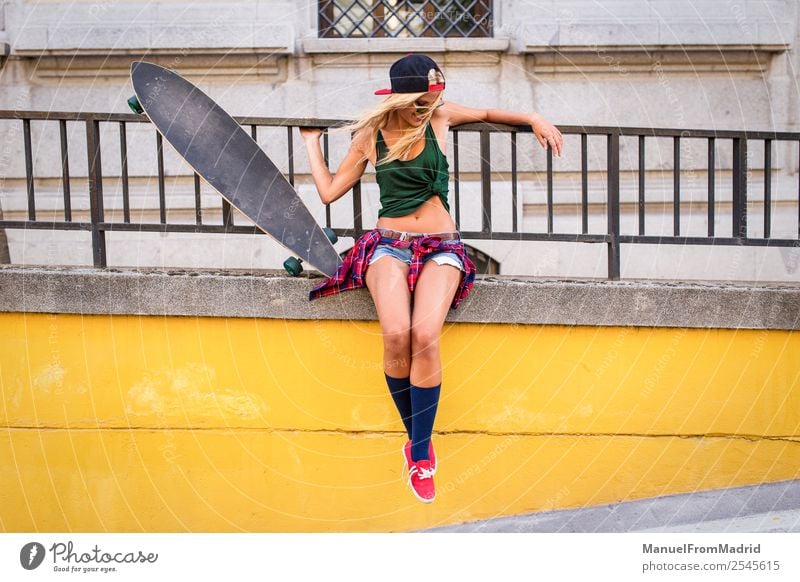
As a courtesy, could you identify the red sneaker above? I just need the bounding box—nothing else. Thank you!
[407,459,436,503]
[402,440,437,479]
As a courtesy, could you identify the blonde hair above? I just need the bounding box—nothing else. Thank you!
[329,91,443,167]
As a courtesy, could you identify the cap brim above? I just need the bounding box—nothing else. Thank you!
[374,83,445,95]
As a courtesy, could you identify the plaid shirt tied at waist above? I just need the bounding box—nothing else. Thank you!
[308,229,476,309]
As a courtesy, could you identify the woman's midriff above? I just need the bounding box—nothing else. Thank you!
[375,194,456,234]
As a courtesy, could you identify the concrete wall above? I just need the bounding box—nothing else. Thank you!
[1,265,798,531]
[0,0,798,280]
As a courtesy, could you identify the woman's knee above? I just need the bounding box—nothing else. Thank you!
[411,325,440,356]
[383,326,411,355]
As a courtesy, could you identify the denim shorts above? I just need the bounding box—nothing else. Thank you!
[368,235,465,272]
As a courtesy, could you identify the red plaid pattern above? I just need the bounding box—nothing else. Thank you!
[308,229,476,309]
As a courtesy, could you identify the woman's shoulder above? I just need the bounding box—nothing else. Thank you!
[348,126,382,167]
[350,126,377,155]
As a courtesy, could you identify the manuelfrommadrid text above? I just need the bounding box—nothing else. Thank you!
[643,543,761,554]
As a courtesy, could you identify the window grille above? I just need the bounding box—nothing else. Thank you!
[318,0,493,38]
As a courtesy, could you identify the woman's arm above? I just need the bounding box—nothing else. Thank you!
[441,101,564,157]
[300,127,369,205]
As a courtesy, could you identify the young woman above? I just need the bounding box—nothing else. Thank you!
[300,54,563,503]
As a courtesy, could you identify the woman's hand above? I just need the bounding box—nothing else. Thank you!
[530,113,564,158]
[299,126,323,142]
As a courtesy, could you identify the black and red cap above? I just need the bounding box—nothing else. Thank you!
[374,54,446,95]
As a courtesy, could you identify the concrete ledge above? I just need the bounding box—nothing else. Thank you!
[6,1,295,57]
[425,479,800,533]
[10,23,294,56]
[1,265,798,330]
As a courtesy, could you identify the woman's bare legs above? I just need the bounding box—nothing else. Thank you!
[365,256,461,383]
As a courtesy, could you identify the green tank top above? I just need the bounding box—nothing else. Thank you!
[375,121,450,218]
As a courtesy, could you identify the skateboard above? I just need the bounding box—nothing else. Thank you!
[127,61,341,277]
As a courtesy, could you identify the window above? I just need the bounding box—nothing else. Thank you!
[318,0,493,38]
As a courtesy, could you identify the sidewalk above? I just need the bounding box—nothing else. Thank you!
[425,479,800,533]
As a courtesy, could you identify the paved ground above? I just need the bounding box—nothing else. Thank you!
[633,509,800,533]
[426,479,800,533]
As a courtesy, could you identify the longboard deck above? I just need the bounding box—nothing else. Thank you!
[130,61,341,277]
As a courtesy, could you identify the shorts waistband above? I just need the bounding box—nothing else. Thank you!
[376,228,461,242]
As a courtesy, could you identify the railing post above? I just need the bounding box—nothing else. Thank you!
[61,119,73,221]
[480,129,492,235]
[546,143,553,233]
[85,117,107,268]
[349,129,363,238]
[707,137,715,237]
[23,118,36,221]
[764,138,771,239]
[732,136,748,238]
[156,133,167,225]
[453,130,461,230]
[352,180,363,237]
[323,131,331,229]
[673,135,681,236]
[584,133,591,235]
[607,133,620,280]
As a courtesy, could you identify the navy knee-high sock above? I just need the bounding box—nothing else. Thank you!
[410,383,441,462]
[385,374,413,439]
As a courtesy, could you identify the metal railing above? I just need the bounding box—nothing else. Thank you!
[0,109,799,279]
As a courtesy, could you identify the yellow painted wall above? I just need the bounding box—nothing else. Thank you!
[2,312,799,532]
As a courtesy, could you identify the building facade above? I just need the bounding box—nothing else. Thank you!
[0,0,798,280]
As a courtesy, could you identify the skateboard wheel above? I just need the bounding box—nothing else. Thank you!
[323,227,338,244]
[283,257,303,276]
[127,95,144,114]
